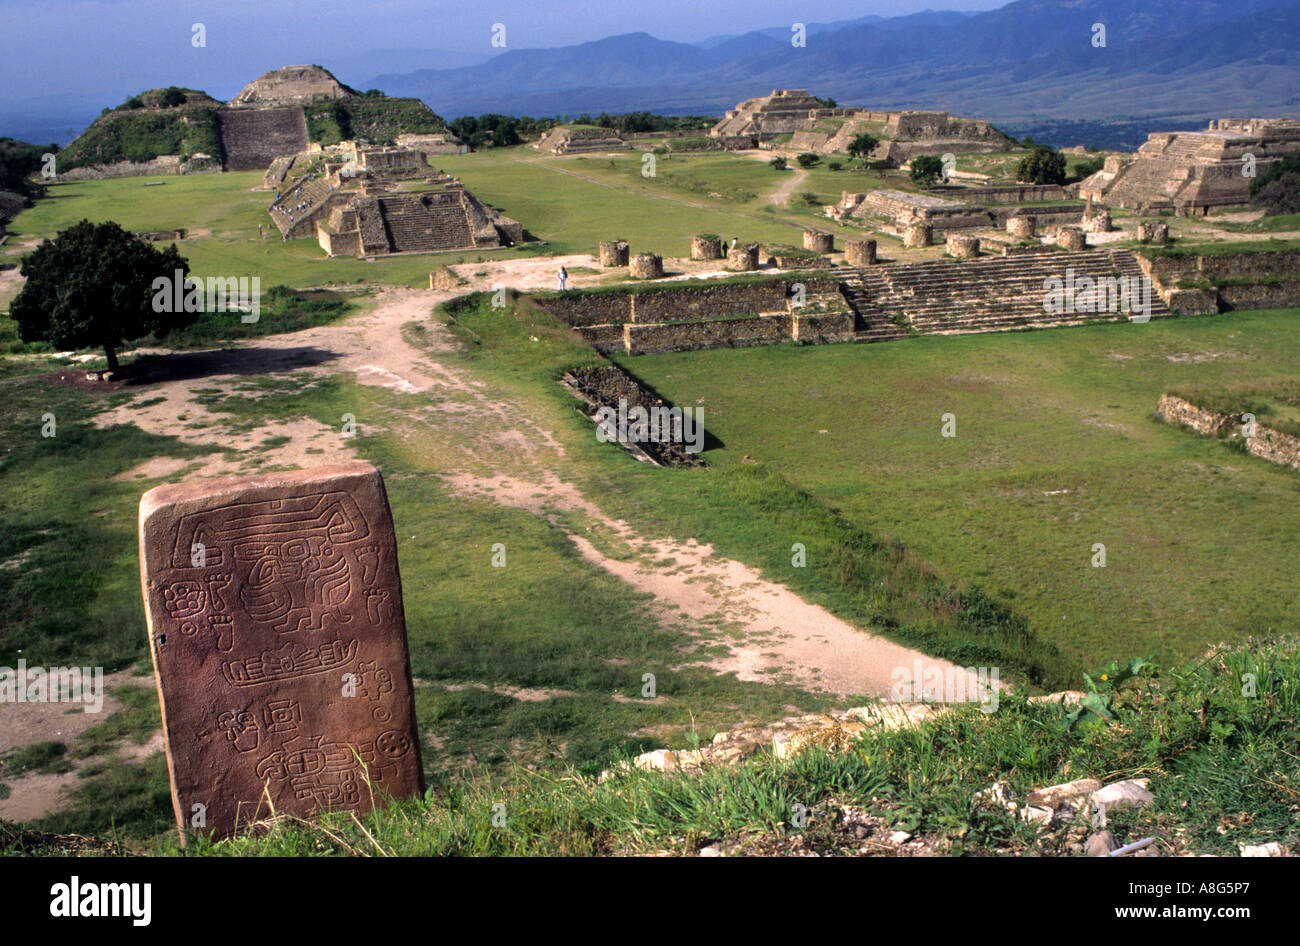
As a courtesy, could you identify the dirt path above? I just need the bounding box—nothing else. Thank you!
[765,164,809,207]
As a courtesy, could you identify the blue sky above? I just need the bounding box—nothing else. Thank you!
[1,0,1010,102]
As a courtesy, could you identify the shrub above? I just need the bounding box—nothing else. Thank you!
[769,156,788,170]
[828,161,842,171]
[796,152,821,168]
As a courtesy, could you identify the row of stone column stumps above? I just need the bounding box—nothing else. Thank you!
[597,230,890,278]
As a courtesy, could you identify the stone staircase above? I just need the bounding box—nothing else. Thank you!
[838,275,911,342]
[376,193,474,253]
[269,172,336,236]
[840,249,1170,338]
[217,107,309,172]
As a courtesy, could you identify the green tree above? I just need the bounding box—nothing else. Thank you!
[796,152,821,168]
[769,156,788,170]
[157,87,185,108]
[910,155,944,186]
[1017,146,1067,185]
[11,220,195,372]
[1250,151,1300,215]
[847,133,879,165]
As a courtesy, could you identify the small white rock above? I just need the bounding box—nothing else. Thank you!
[1240,842,1285,858]
[1090,778,1153,810]
[888,830,912,845]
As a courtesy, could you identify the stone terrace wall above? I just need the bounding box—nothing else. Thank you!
[534,279,807,327]
[630,282,788,322]
[1144,249,1300,312]
[626,315,792,353]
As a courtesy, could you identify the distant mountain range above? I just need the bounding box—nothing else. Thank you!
[361,0,1300,148]
[5,0,1298,151]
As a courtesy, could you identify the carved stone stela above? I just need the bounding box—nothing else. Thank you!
[138,463,424,841]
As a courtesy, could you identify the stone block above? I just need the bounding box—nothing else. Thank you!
[138,463,424,841]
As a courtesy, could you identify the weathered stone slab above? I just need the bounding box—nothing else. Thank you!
[139,463,424,841]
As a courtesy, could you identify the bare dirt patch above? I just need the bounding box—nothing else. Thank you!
[0,669,158,824]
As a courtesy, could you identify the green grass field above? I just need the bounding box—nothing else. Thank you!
[609,310,1300,669]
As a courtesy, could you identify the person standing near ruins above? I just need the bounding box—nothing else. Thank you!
[557,265,568,290]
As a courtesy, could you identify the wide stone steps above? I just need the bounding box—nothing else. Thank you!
[218,107,308,172]
[376,197,474,253]
[838,249,1169,338]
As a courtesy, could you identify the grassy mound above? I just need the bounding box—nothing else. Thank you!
[58,107,223,170]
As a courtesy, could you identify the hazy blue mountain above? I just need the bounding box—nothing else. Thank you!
[378,0,1298,139]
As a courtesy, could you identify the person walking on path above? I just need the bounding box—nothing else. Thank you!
[557,265,568,290]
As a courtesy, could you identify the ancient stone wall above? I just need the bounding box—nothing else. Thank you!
[1157,394,1300,471]
[791,312,856,343]
[626,315,792,353]
[536,280,794,327]
[629,282,789,323]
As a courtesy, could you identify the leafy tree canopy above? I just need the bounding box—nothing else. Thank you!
[11,220,195,371]
[910,155,944,186]
[1017,146,1067,185]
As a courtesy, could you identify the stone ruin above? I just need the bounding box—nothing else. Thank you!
[629,253,664,279]
[218,66,352,172]
[709,90,1008,159]
[836,188,1087,238]
[263,144,523,257]
[726,244,761,271]
[534,244,1170,356]
[535,126,631,155]
[138,463,424,841]
[230,65,349,107]
[599,241,630,267]
[318,187,522,258]
[844,239,877,267]
[946,234,980,259]
[1079,117,1300,215]
[691,235,723,260]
